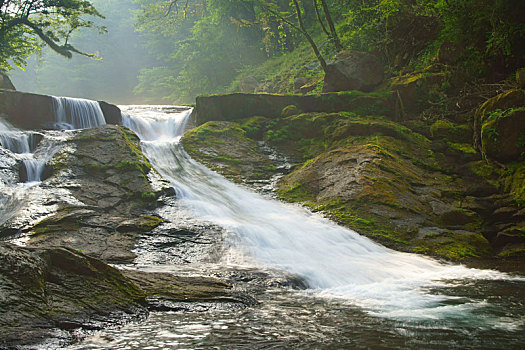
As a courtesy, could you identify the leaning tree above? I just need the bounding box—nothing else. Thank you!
[0,0,105,70]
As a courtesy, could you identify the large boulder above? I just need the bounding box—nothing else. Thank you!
[0,89,54,129]
[473,89,525,160]
[0,71,15,90]
[0,242,250,348]
[323,51,384,92]
[481,108,525,162]
[0,242,147,347]
[26,125,165,263]
[240,76,259,93]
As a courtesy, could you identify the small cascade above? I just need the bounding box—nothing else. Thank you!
[52,96,106,130]
[0,118,37,154]
[0,117,48,183]
[21,159,46,183]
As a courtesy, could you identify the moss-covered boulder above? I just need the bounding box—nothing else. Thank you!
[481,108,525,162]
[322,50,384,93]
[182,121,278,181]
[0,242,147,348]
[429,119,472,143]
[474,89,525,155]
[26,125,169,263]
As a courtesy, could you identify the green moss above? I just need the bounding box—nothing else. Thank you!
[116,160,151,174]
[277,183,313,202]
[138,215,164,230]
[497,246,525,258]
[412,246,430,254]
[140,191,157,202]
[416,231,492,261]
[281,105,302,117]
[240,116,268,139]
[469,161,498,178]
[503,162,525,205]
[447,142,477,154]
[430,120,471,142]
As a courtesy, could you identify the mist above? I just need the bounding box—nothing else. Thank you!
[9,0,155,105]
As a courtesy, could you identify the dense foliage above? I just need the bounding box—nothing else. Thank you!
[0,0,104,71]
[3,0,524,103]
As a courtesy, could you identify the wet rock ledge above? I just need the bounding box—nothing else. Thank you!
[0,242,247,349]
[0,121,252,348]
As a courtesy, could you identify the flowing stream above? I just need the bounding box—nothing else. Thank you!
[2,102,522,349]
[68,106,524,349]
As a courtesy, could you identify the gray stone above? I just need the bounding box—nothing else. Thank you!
[0,71,15,90]
[323,50,384,92]
[240,76,259,93]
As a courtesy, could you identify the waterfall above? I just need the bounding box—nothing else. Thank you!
[121,106,516,320]
[0,118,46,182]
[52,96,106,130]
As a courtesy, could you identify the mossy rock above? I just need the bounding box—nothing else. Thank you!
[497,243,525,258]
[502,162,525,205]
[240,116,269,139]
[429,120,472,143]
[195,91,392,125]
[481,108,525,162]
[281,105,303,118]
[414,231,492,260]
[116,215,163,233]
[474,89,525,152]
[438,208,478,226]
[182,120,277,181]
[390,70,447,117]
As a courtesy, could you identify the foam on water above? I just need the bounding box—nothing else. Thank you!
[122,106,520,320]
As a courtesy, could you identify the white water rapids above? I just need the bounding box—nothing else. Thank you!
[121,105,518,321]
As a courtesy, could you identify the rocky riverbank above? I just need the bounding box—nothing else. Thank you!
[183,79,525,267]
[0,103,252,348]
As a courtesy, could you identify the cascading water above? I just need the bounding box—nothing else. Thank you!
[0,118,46,182]
[52,96,106,130]
[121,106,520,321]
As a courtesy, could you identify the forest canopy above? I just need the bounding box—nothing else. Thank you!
[3,0,525,104]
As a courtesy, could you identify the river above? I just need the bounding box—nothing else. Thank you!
[67,105,523,349]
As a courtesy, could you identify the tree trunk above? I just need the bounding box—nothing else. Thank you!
[291,0,327,72]
[319,0,342,51]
